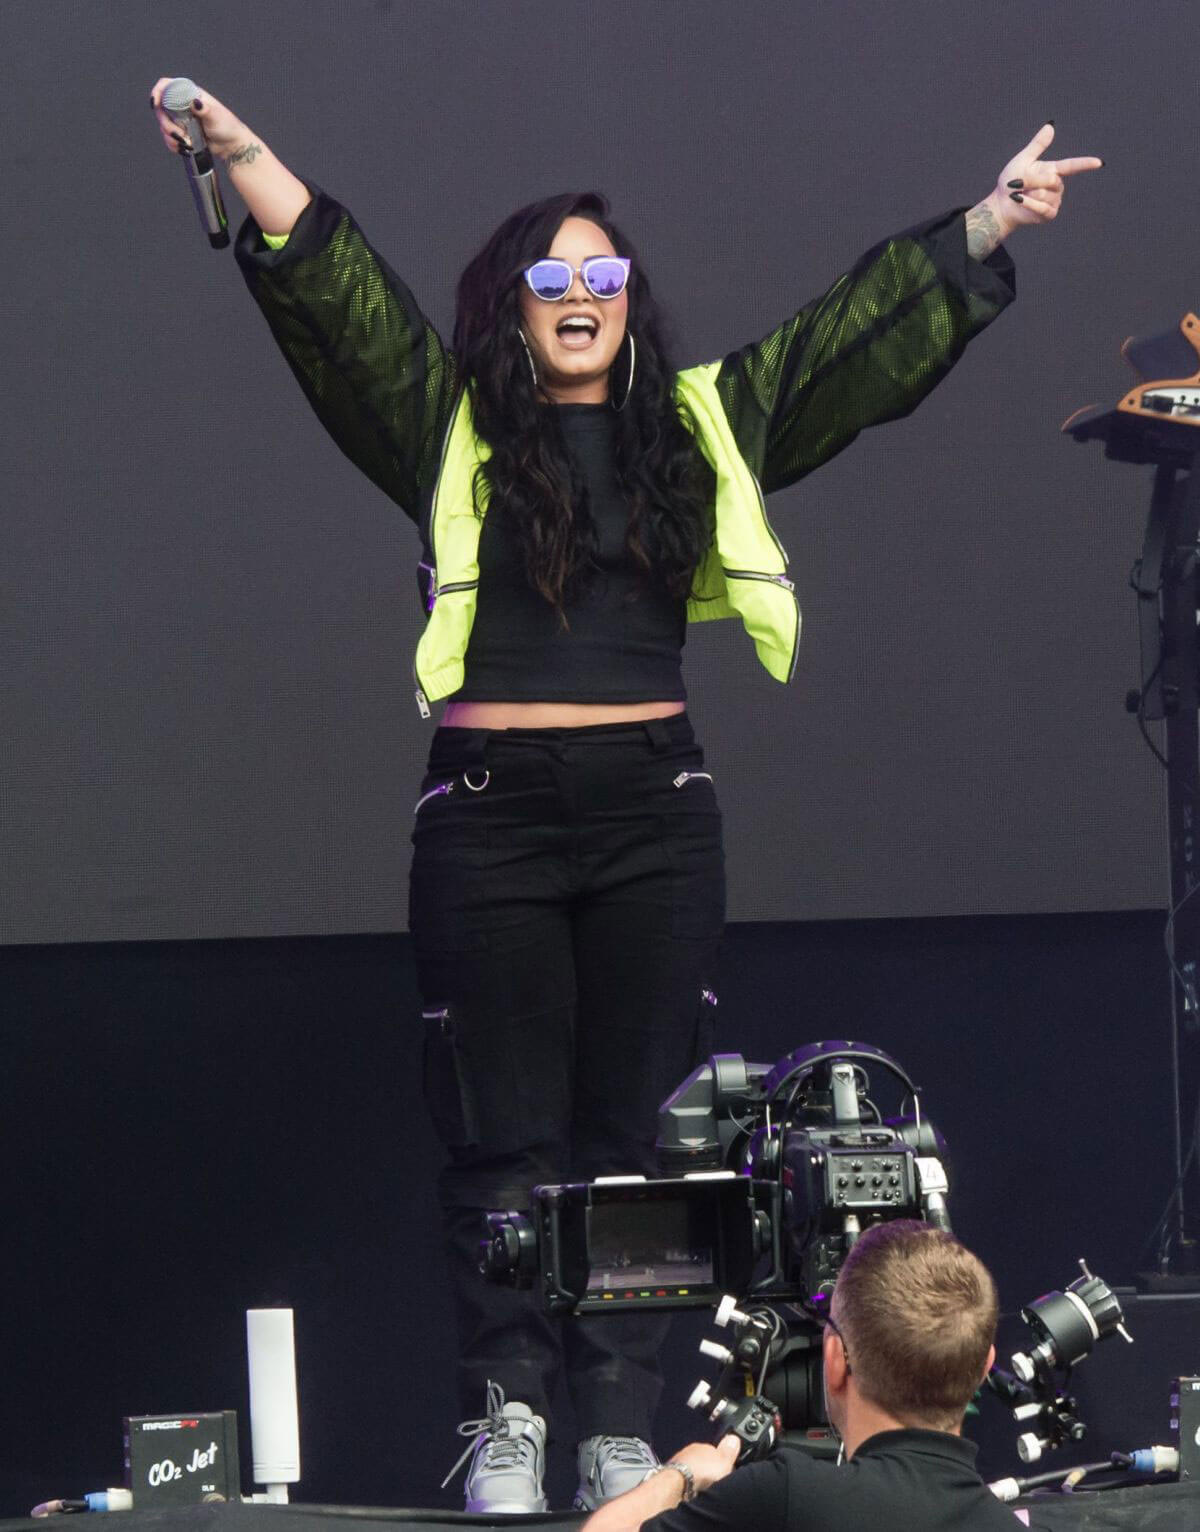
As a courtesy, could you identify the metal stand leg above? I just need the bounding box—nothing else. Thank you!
[1135,458,1200,1286]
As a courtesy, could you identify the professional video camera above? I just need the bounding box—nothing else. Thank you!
[484,1039,950,1318]
[483,1038,1138,1466]
[482,1039,947,1451]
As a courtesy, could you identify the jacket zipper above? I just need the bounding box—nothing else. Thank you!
[722,567,795,591]
[673,770,714,788]
[747,469,800,681]
[413,576,480,718]
[750,469,788,566]
[414,405,464,716]
[720,568,800,683]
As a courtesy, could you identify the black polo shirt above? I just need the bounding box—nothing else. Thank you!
[642,1430,1022,1532]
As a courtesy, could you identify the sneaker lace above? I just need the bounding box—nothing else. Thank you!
[441,1381,537,1489]
[595,1436,659,1475]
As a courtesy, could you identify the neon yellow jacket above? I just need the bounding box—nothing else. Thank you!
[413,362,798,708]
[244,194,1015,715]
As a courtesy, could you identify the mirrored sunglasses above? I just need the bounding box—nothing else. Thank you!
[523,255,631,302]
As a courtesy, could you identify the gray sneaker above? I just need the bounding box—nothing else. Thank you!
[574,1435,661,1510]
[443,1383,548,1514]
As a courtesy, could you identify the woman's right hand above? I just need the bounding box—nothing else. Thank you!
[149,78,310,239]
[149,79,248,161]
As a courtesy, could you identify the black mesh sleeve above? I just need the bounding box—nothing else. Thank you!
[715,208,1016,495]
[234,184,458,524]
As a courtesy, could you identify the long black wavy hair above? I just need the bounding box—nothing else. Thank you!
[452,192,714,620]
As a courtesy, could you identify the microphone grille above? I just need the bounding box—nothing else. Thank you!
[162,77,199,115]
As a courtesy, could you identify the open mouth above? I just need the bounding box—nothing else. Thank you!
[555,314,600,349]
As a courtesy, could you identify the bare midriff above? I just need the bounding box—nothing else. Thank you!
[439,699,686,730]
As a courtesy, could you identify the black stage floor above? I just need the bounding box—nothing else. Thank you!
[4,1485,1200,1531]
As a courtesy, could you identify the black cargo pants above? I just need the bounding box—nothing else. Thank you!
[408,714,724,1440]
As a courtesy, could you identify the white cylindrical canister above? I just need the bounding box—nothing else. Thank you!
[247,1308,301,1486]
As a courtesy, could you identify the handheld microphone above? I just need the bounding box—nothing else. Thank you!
[161,77,230,248]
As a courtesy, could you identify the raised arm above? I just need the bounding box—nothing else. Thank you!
[151,79,311,235]
[964,121,1103,262]
[149,81,457,522]
[717,122,1100,495]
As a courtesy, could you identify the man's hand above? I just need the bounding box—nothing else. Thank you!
[581,1437,741,1532]
[965,122,1103,260]
[666,1435,743,1495]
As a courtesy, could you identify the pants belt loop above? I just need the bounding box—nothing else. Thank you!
[463,728,490,778]
[644,718,672,752]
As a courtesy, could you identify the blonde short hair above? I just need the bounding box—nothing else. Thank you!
[831,1220,998,1432]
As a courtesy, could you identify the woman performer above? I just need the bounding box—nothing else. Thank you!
[150,81,1098,1513]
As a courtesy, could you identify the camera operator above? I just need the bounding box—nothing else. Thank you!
[582,1222,1021,1532]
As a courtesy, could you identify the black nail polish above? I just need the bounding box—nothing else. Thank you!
[1010,192,1024,204]
[1007,178,1024,189]
[193,97,203,110]
[1046,118,1055,126]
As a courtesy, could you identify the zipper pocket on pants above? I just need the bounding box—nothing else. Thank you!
[673,770,714,788]
[413,782,455,815]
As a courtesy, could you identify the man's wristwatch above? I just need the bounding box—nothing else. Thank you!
[661,1461,696,1502]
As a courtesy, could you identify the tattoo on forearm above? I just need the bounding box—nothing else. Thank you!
[223,141,264,169]
[964,201,1002,261]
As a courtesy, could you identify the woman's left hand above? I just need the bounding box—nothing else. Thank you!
[994,122,1103,229]
[966,123,1102,259]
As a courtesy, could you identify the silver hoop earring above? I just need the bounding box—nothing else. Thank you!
[612,332,636,413]
[518,329,539,389]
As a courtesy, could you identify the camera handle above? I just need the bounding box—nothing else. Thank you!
[687,1379,781,1463]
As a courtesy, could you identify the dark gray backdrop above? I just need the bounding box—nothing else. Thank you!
[3,0,1186,944]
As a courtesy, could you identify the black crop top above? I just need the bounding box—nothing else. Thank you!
[234,185,1016,704]
[456,403,687,702]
